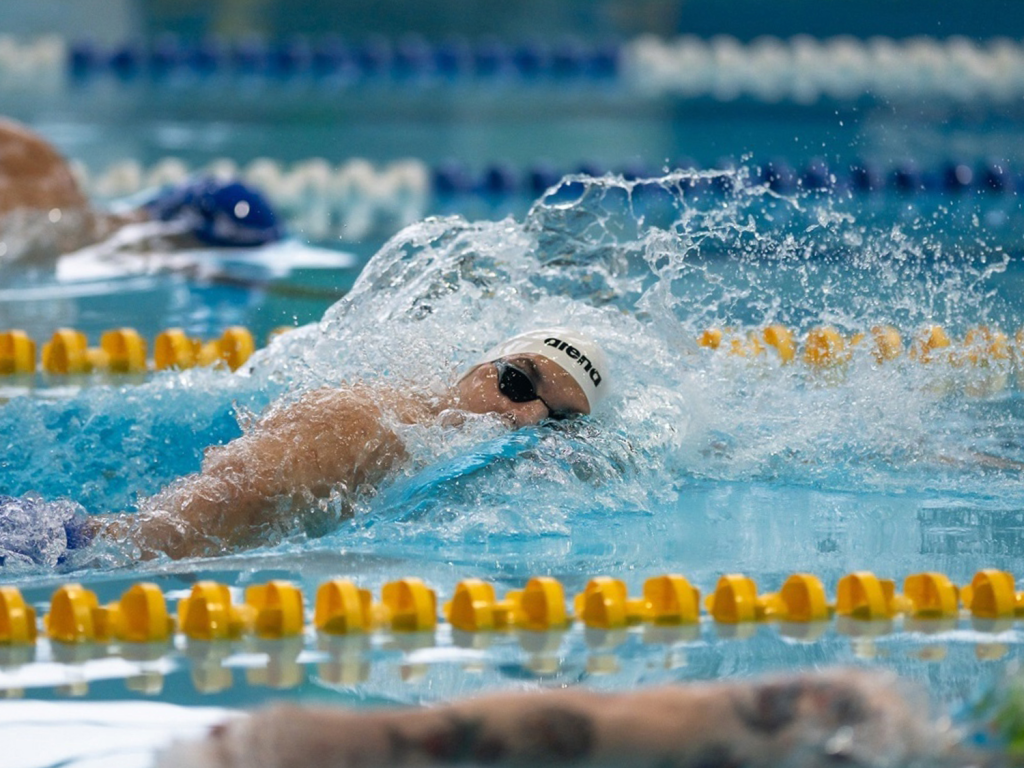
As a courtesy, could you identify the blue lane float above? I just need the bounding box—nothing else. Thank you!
[51,34,1024,104]
[429,158,1022,198]
[65,35,621,83]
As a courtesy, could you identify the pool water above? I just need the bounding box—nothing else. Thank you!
[2,10,1024,765]
[3,171,1024,746]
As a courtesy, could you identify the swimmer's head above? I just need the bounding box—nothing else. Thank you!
[455,328,609,427]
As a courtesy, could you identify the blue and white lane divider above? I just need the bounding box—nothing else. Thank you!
[429,158,1024,197]
[66,35,620,82]
[625,35,1024,103]
[65,155,1023,242]
[70,155,1024,241]
[4,35,1024,103]
[80,155,1023,203]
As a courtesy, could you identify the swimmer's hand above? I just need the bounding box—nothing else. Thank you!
[0,494,93,568]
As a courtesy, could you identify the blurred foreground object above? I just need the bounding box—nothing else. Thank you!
[159,668,963,768]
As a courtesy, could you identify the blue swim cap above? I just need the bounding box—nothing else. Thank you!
[144,176,283,247]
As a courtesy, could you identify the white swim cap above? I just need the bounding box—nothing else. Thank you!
[483,328,610,411]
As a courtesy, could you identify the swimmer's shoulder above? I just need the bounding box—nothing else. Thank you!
[259,384,445,431]
[338,382,452,425]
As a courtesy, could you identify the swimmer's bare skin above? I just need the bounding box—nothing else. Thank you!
[0,118,87,214]
[0,117,134,260]
[89,386,441,560]
[89,353,590,560]
[158,669,959,768]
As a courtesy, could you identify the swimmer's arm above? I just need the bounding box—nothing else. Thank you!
[90,387,419,560]
[158,670,948,768]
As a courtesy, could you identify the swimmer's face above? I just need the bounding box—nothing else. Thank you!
[455,353,591,427]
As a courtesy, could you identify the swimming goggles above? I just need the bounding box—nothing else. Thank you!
[493,359,565,419]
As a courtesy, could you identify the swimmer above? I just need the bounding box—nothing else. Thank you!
[0,329,609,565]
[0,116,281,266]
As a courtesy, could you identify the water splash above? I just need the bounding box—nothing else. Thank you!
[256,169,1024,576]
[2,169,1022,579]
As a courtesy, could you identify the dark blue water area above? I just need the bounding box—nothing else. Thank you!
[21,87,1024,178]
[20,0,1020,52]
[172,0,1023,41]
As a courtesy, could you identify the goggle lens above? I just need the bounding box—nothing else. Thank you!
[495,361,538,403]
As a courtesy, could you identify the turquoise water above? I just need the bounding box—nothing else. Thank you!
[0,4,1021,765]
[2,169,1024,638]
[2,172,1023,727]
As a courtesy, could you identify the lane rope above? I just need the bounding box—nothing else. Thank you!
[4,323,1023,384]
[3,34,1024,104]
[67,155,1020,244]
